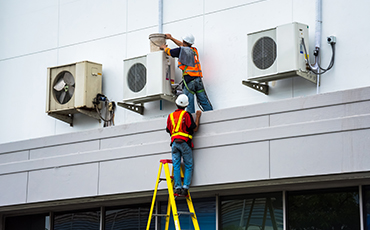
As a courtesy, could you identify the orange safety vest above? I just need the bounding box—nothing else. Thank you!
[169,110,193,142]
[178,47,203,77]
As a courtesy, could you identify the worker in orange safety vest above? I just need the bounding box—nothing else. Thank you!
[160,33,213,114]
[166,94,201,196]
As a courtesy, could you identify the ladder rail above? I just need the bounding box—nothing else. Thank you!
[163,162,182,230]
[146,162,164,230]
[147,159,200,230]
[184,190,200,230]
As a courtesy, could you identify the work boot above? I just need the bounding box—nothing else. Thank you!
[174,188,182,195]
[180,188,188,196]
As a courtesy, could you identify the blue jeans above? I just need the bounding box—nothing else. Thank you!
[171,141,193,190]
[183,77,213,114]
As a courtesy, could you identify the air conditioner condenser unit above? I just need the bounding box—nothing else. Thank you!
[123,51,176,104]
[247,22,316,83]
[46,61,102,125]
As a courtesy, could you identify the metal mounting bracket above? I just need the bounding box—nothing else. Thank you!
[76,108,101,121]
[48,108,101,126]
[48,113,74,126]
[117,102,144,115]
[296,70,317,83]
[242,80,269,95]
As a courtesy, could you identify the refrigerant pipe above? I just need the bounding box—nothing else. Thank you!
[315,0,322,93]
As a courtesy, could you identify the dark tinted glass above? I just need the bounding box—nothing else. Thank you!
[105,205,154,230]
[54,209,100,230]
[221,193,283,230]
[5,213,49,230]
[288,187,360,230]
[160,198,216,230]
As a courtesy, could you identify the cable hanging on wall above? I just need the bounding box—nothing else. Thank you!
[301,36,336,75]
[93,94,116,127]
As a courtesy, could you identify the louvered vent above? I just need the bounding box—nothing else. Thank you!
[252,36,277,70]
[127,63,146,92]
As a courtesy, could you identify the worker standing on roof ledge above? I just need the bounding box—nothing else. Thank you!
[160,33,213,114]
[166,94,201,196]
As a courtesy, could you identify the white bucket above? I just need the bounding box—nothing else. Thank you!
[149,33,166,52]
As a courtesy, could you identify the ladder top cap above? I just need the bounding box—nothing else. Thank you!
[160,159,173,164]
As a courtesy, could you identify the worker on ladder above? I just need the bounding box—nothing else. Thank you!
[166,94,201,196]
[160,33,213,114]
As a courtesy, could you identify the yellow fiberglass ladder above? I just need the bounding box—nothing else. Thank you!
[146,159,200,230]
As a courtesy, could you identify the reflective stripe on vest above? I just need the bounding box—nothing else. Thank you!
[170,110,193,139]
[178,47,203,77]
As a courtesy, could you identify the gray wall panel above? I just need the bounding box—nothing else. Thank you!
[30,140,100,159]
[199,115,269,135]
[0,87,369,207]
[192,142,270,186]
[0,172,28,206]
[99,153,171,195]
[100,130,168,149]
[27,163,99,203]
[341,129,370,172]
[270,129,370,179]
[0,150,28,164]
[270,101,370,126]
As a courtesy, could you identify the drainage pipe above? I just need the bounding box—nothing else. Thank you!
[315,0,322,93]
[158,0,163,33]
[159,0,163,110]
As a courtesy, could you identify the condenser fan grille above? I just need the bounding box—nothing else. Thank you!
[53,71,75,104]
[127,63,146,92]
[252,36,277,70]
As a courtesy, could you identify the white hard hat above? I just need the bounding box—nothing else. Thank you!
[182,34,195,45]
[175,94,189,107]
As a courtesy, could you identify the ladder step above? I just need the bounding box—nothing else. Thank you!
[177,211,194,216]
[152,214,169,217]
[147,160,199,230]
[160,159,173,164]
[160,176,185,182]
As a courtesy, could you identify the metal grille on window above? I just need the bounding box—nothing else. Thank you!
[127,63,146,93]
[252,36,277,70]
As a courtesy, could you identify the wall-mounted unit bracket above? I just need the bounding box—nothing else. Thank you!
[118,102,144,115]
[76,108,101,121]
[242,80,269,95]
[48,113,74,126]
[48,108,101,126]
[296,70,317,84]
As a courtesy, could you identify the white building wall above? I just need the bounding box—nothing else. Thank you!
[0,0,369,144]
[0,86,369,208]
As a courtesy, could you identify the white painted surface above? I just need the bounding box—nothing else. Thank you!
[58,0,127,47]
[1,0,370,144]
[0,0,58,59]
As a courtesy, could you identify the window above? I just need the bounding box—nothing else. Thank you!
[105,204,154,230]
[5,213,50,230]
[220,193,283,230]
[362,186,370,230]
[54,209,100,230]
[160,198,216,230]
[287,187,360,230]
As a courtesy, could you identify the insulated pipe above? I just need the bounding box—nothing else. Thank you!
[315,0,322,50]
[315,0,322,93]
[159,0,163,110]
[158,0,163,33]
